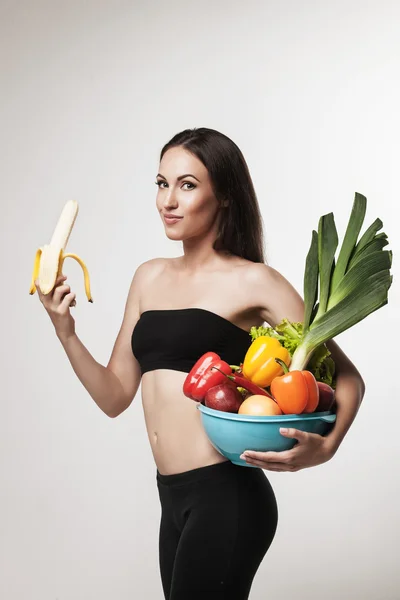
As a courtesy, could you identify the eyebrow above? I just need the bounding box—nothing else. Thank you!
[156,173,201,182]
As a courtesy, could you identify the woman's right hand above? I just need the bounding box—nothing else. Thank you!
[34,274,77,341]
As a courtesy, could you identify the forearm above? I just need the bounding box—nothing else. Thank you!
[58,332,126,417]
[324,369,365,455]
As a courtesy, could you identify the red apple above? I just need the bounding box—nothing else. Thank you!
[316,382,335,412]
[205,383,243,413]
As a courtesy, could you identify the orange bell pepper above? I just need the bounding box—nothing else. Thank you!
[242,336,291,388]
[270,358,319,414]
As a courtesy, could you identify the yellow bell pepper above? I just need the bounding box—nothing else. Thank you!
[242,336,291,388]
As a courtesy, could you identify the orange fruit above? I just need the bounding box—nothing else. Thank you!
[238,395,282,416]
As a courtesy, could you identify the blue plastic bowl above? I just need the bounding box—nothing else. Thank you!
[197,404,337,467]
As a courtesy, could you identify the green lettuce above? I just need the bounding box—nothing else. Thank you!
[249,318,336,388]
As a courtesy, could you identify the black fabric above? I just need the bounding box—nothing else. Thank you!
[131,308,253,374]
[156,460,278,600]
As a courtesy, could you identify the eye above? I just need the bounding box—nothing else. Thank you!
[155,180,196,190]
[182,181,196,190]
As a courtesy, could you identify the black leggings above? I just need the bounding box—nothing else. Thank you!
[156,460,278,600]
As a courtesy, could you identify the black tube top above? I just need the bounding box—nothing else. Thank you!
[131,308,252,374]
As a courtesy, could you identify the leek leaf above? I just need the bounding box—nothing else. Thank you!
[314,213,338,320]
[351,217,383,258]
[330,193,366,292]
[326,250,392,311]
[348,234,388,270]
[307,269,391,346]
[303,230,319,332]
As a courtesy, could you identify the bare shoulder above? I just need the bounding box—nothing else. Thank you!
[131,257,170,288]
[241,261,286,288]
[124,257,168,309]
[243,262,305,327]
[134,257,168,280]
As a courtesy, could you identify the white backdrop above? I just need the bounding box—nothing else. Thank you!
[1,1,399,599]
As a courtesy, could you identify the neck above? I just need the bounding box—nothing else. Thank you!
[181,227,226,271]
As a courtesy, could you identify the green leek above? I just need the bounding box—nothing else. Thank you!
[288,192,393,372]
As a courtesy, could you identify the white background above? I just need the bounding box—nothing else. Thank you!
[1,1,400,598]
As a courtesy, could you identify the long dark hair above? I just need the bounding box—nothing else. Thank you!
[159,127,266,263]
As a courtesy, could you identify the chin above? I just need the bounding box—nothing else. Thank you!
[165,230,184,241]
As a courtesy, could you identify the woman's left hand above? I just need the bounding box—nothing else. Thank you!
[240,428,335,472]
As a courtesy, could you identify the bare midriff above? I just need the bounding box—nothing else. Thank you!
[140,369,229,475]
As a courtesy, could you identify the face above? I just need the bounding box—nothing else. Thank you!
[155,146,221,242]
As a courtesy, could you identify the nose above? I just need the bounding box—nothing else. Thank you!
[163,188,179,210]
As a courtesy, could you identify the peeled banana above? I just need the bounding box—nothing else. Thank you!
[29,200,93,303]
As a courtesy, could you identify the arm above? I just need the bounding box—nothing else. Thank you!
[241,264,365,468]
[323,339,365,455]
[58,265,144,418]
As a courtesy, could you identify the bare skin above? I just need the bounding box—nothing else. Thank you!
[134,255,266,474]
[35,146,365,476]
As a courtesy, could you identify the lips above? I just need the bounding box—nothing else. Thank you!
[164,214,183,219]
[163,214,183,224]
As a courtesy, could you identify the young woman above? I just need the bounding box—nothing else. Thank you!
[35,127,365,599]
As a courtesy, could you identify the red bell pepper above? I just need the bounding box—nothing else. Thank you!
[183,352,233,402]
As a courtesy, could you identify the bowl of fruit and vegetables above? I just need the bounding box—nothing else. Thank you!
[183,193,393,467]
[184,349,336,467]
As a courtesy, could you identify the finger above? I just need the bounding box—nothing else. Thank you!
[279,427,309,442]
[58,292,76,314]
[53,284,71,303]
[241,450,294,463]
[55,274,68,286]
[50,275,68,297]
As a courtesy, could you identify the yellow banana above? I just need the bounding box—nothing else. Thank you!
[29,200,93,303]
